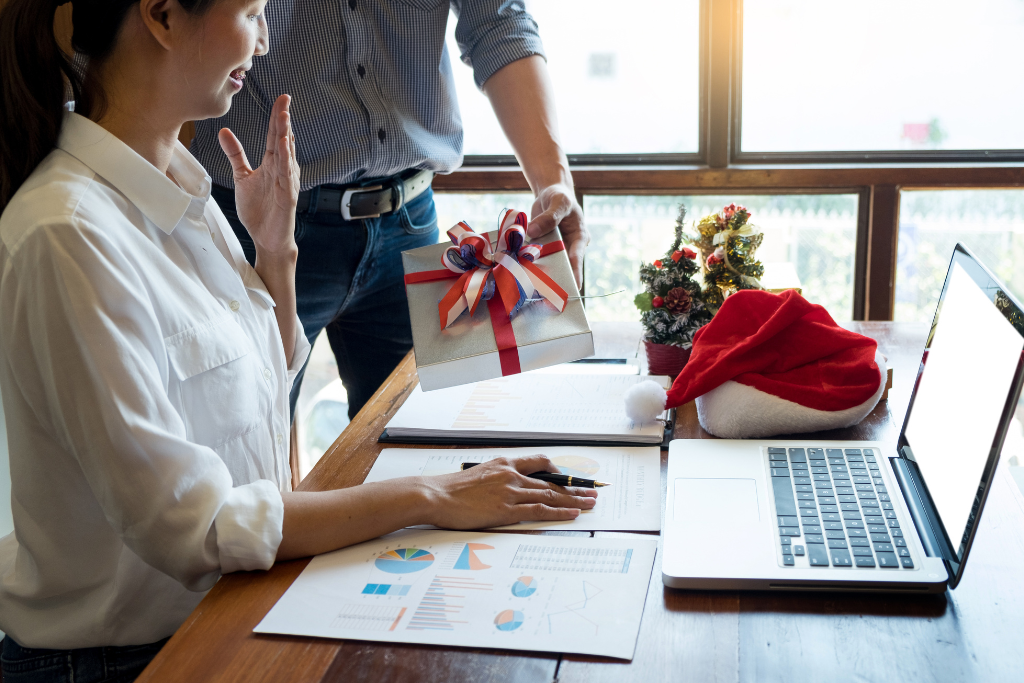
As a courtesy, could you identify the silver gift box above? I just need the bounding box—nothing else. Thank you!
[402,227,594,391]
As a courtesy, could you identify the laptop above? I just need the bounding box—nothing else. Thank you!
[663,243,1024,592]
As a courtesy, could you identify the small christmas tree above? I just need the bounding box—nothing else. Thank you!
[686,203,764,310]
[634,206,713,348]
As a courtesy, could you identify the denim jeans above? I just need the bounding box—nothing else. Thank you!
[210,183,440,419]
[0,636,168,683]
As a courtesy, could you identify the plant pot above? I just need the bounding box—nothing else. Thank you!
[644,341,692,378]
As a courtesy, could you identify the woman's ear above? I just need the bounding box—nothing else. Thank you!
[138,0,184,51]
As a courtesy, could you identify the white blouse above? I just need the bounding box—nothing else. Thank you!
[0,114,310,649]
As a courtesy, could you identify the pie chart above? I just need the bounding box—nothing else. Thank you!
[374,548,435,574]
[494,609,524,631]
[511,576,537,598]
[553,455,600,479]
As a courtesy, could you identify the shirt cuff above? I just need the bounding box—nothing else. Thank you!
[467,18,547,89]
[288,316,311,389]
[214,480,284,573]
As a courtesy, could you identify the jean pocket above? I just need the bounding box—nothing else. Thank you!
[399,188,438,236]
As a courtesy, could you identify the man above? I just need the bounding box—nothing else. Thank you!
[193,0,588,420]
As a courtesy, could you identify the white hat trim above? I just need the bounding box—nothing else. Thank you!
[695,350,888,438]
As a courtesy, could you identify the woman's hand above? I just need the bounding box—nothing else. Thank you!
[421,454,598,529]
[217,94,300,256]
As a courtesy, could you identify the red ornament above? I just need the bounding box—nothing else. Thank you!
[707,246,725,267]
[654,259,663,269]
[652,296,664,308]
[683,246,697,260]
[671,250,683,262]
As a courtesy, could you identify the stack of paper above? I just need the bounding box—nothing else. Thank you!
[383,373,670,445]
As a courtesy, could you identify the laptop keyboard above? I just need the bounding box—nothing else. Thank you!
[769,447,915,570]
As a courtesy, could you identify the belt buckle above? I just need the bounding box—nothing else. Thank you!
[340,185,383,221]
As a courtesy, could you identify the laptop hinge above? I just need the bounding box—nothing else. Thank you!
[890,456,959,578]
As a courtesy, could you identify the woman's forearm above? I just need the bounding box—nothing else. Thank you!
[254,245,299,365]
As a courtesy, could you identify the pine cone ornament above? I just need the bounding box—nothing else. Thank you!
[664,287,692,315]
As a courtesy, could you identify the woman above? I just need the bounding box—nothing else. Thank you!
[0,1,596,680]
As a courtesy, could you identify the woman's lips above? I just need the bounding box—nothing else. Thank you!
[229,69,246,89]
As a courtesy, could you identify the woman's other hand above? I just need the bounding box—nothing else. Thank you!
[217,94,300,256]
[422,454,598,529]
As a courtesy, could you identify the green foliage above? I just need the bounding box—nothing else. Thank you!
[635,206,713,348]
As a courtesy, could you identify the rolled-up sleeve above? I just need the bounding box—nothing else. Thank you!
[2,219,283,590]
[452,0,547,89]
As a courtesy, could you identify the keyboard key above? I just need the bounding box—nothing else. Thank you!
[791,462,809,471]
[874,543,894,552]
[862,449,874,456]
[846,454,865,462]
[797,491,815,500]
[794,545,805,556]
[824,522,844,530]
[831,464,849,473]
[847,528,868,537]
[894,538,907,547]
[858,492,877,500]
[865,516,884,524]
[782,545,793,555]
[802,525,822,534]
[852,546,873,556]
[836,487,855,495]
[778,516,800,527]
[887,519,901,529]
[826,530,846,539]
[794,477,812,485]
[768,447,786,454]
[868,461,879,468]
[856,556,877,567]
[811,466,829,475]
[897,548,910,557]
[798,499,817,508]
[861,500,880,509]
[780,536,792,545]
[844,449,862,455]
[870,533,891,542]
[900,556,914,568]
[852,476,872,484]
[821,513,841,522]
[868,525,889,534]
[814,481,834,489]
[795,485,814,493]
[842,511,862,520]
[876,486,888,494]
[816,488,835,497]
[813,473,831,481]
[828,539,849,549]
[808,451,826,461]
[818,496,837,505]
[808,544,830,566]
[805,534,824,544]
[828,457,846,465]
[881,502,894,510]
[780,528,802,536]
[850,538,870,547]
[788,448,807,461]
[840,503,860,511]
[819,505,839,513]
[877,552,900,568]
[890,528,903,537]
[800,508,820,517]
[856,484,874,491]
[769,456,788,464]
[772,477,798,516]
[879,494,892,502]
[771,468,790,477]
[830,549,853,566]
[839,495,858,503]
[833,473,851,481]
[783,555,795,566]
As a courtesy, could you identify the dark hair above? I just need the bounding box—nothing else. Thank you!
[0,0,217,211]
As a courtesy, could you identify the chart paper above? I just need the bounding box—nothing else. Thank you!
[255,530,658,660]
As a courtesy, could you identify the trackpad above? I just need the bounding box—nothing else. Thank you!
[674,478,760,528]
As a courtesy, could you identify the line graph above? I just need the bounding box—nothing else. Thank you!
[541,581,604,636]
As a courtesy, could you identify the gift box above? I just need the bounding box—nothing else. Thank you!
[402,211,594,391]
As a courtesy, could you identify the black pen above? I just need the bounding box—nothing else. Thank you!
[460,462,611,488]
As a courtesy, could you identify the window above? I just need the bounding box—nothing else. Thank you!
[895,190,1024,322]
[583,194,858,323]
[448,0,701,157]
[742,0,1024,154]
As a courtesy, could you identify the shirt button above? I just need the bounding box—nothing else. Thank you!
[263,368,272,380]
[357,64,366,79]
[378,128,386,143]
[229,300,240,311]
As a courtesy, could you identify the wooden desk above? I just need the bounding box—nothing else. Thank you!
[137,322,1024,683]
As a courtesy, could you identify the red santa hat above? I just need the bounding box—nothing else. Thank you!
[625,289,887,438]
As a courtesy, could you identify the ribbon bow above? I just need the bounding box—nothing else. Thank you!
[712,224,761,245]
[438,209,567,329]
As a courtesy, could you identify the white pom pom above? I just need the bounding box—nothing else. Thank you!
[624,380,668,424]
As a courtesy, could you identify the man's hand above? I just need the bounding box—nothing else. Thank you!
[528,184,589,288]
[217,94,300,256]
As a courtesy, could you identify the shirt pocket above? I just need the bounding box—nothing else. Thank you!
[165,317,262,448]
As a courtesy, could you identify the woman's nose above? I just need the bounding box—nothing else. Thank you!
[254,15,269,56]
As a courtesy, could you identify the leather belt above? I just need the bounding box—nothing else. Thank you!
[296,169,434,221]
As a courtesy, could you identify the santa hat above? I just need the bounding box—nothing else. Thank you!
[625,289,887,438]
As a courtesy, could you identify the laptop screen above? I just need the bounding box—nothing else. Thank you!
[901,247,1024,560]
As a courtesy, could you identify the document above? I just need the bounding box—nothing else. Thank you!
[364,446,662,532]
[255,529,658,660]
[384,373,670,444]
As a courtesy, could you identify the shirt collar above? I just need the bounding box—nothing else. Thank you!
[57,113,213,234]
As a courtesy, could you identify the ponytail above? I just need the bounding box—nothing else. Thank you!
[0,0,80,211]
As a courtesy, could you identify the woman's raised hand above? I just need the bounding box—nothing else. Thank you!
[421,454,598,530]
[217,94,300,256]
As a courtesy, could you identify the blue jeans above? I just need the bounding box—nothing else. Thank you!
[211,183,440,419]
[0,636,168,683]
